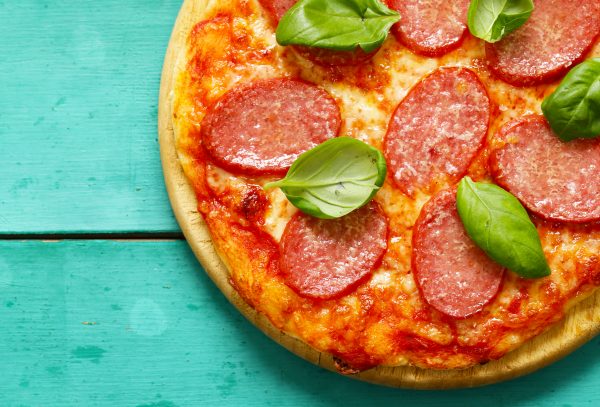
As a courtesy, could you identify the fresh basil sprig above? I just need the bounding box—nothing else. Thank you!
[456,177,550,279]
[467,0,534,43]
[264,137,387,219]
[276,0,400,52]
[541,58,600,141]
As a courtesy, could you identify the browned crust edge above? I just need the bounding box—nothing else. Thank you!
[158,0,600,389]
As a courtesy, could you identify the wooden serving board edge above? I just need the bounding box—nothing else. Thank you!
[157,0,600,389]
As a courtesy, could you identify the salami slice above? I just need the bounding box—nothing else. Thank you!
[280,202,388,299]
[384,67,490,197]
[412,188,504,318]
[486,0,600,86]
[201,78,341,175]
[490,115,600,223]
[388,0,470,56]
[294,46,377,67]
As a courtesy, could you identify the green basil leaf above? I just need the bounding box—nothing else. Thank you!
[456,177,550,279]
[275,0,400,53]
[467,0,534,43]
[541,58,600,141]
[264,137,387,219]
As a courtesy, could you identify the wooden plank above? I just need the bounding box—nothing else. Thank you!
[0,0,181,234]
[0,240,599,405]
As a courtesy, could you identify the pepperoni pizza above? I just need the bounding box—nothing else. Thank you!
[170,0,600,371]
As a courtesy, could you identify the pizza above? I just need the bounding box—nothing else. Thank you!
[169,0,600,372]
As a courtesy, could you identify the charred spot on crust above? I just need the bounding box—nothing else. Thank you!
[240,185,268,224]
[332,350,381,374]
[333,357,362,375]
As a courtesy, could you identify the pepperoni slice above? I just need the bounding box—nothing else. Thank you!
[490,115,600,223]
[201,79,341,175]
[384,67,490,197]
[293,46,377,67]
[388,0,470,56]
[412,188,504,318]
[280,202,388,299]
[485,0,600,86]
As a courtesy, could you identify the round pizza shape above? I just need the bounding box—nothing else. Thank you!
[160,0,600,388]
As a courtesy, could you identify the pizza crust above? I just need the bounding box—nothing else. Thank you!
[160,0,600,387]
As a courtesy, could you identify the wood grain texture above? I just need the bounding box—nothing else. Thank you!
[0,0,180,234]
[3,0,600,404]
[1,240,600,406]
[158,0,600,389]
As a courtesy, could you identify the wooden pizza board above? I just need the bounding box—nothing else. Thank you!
[158,0,600,389]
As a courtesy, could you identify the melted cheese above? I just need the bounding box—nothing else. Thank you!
[172,0,600,369]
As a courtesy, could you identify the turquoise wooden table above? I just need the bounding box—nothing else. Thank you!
[1,1,599,405]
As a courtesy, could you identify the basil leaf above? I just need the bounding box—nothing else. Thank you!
[264,137,387,219]
[456,177,550,279]
[467,0,533,43]
[541,58,600,141]
[275,0,400,53]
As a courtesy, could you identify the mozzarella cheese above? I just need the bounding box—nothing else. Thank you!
[171,0,600,369]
